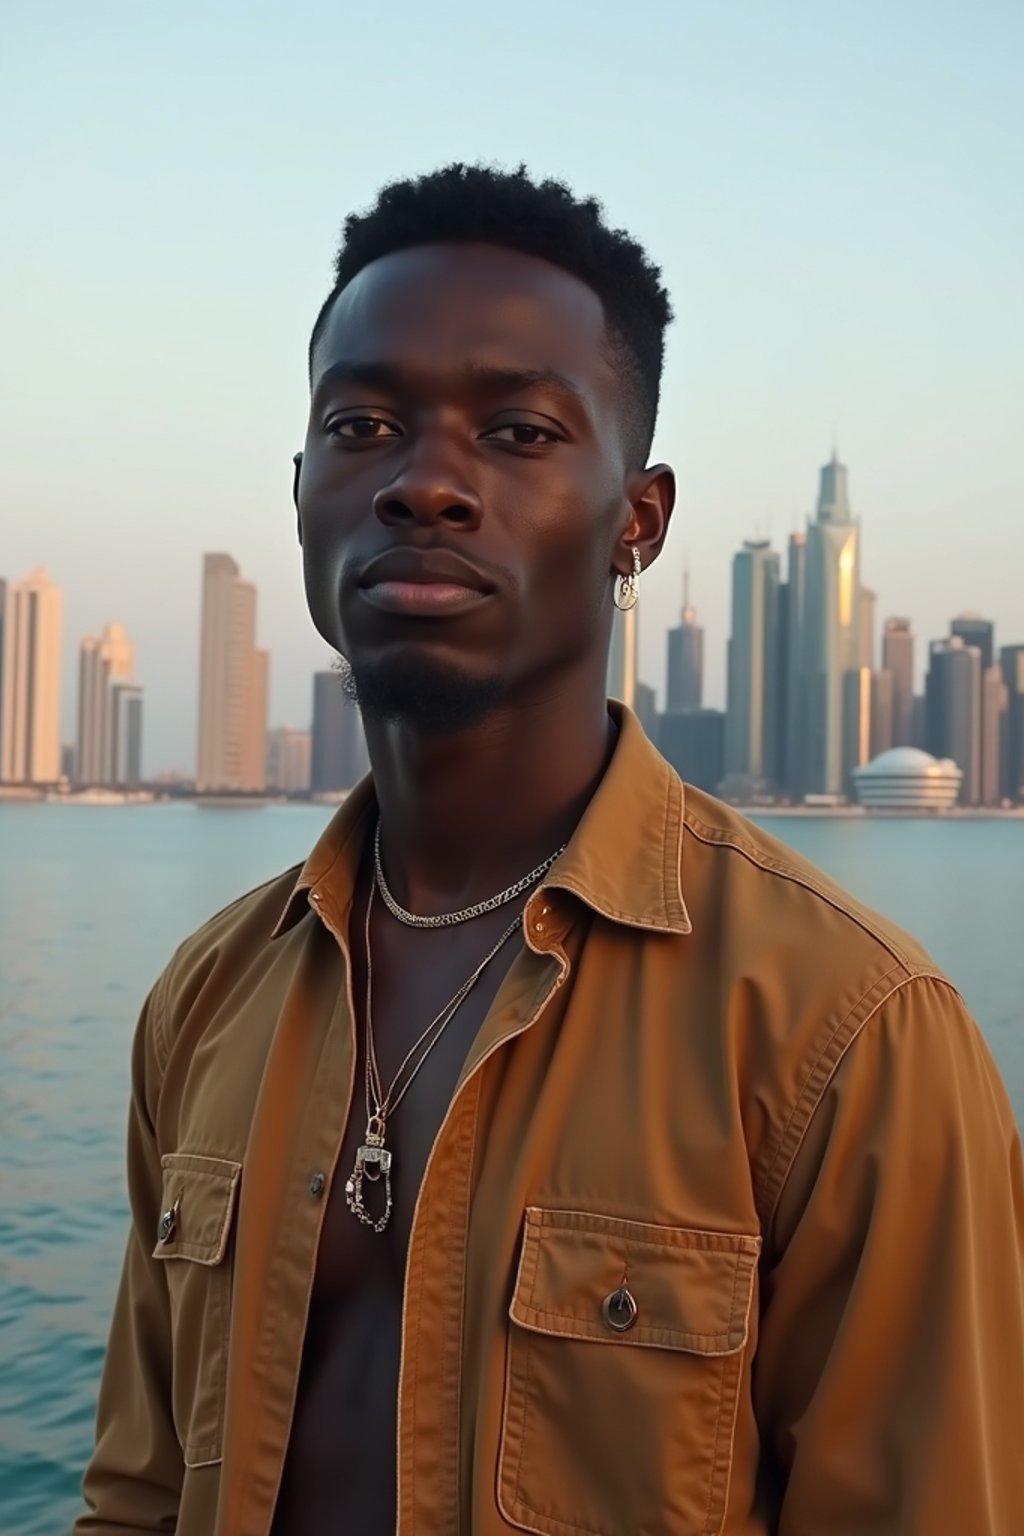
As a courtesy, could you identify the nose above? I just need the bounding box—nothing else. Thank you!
[372,431,483,531]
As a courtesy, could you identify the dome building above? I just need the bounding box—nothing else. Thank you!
[852,747,963,811]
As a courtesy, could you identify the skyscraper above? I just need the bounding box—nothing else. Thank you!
[882,618,915,747]
[267,727,312,793]
[724,539,781,792]
[926,636,981,806]
[77,621,135,784]
[980,666,1007,807]
[871,668,895,758]
[1000,645,1024,802]
[311,670,369,793]
[781,532,807,799]
[841,667,873,798]
[803,451,861,796]
[665,569,703,711]
[0,568,62,784]
[951,613,994,673]
[111,683,144,787]
[633,681,658,739]
[858,587,877,670]
[0,579,6,767]
[606,606,638,710]
[196,554,269,791]
[657,708,725,794]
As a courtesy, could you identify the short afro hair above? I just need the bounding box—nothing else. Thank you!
[309,164,672,466]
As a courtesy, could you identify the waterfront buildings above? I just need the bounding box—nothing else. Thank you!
[925,636,982,805]
[802,451,861,796]
[882,618,915,747]
[665,571,703,711]
[723,539,780,795]
[657,707,725,795]
[858,587,877,670]
[1001,645,1024,802]
[111,684,144,787]
[852,747,963,810]
[311,671,369,793]
[196,553,269,792]
[267,727,312,793]
[76,621,137,784]
[0,568,63,784]
[951,613,995,673]
[981,666,1008,808]
[780,532,808,799]
[841,667,874,798]
[633,680,658,740]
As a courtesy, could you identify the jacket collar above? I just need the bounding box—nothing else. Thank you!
[270,702,691,941]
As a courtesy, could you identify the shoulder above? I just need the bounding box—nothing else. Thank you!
[674,783,962,1220]
[146,864,304,1071]
[680,784,940,982]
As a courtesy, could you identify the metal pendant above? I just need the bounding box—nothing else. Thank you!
[345,1118,394,1233]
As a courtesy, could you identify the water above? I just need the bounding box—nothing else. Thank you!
[1,803,1021,1535]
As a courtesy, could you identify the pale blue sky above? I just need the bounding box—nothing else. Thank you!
[2,0,1022,774]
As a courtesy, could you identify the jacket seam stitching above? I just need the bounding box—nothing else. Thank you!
[754,965,907,1228]
[682,812,926,970]
[759,972,957,1242]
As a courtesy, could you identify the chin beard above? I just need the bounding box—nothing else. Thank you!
[333,652,507,735]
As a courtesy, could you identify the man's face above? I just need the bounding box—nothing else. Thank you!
[296,243,665,731]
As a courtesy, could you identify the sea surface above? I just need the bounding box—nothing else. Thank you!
[1,802,1021,1535]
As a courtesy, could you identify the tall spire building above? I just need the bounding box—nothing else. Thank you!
[665,568,704,711]
[802,450,862,795]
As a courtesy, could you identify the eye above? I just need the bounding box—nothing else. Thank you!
[485,422,561,447]
[328,415,401,440]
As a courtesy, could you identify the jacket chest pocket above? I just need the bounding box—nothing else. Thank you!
[499,1208,760,1536]
[151,1152,241,1468]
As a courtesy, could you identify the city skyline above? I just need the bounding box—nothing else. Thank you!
[3,5,1021,775]
[2,443,1021,803]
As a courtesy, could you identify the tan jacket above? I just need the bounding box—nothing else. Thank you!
[77,706,1024,1535]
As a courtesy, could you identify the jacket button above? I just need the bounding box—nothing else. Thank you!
[601,1286,638,1332]
[309,1171,326,1198]
[157,1207,177,1243]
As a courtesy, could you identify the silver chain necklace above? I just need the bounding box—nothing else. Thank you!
[345,878,522,1233]
[373,820,565,929]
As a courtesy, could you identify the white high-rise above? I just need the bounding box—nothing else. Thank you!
[77,621,136,784]
[0,568,63,784]
[197,553,269,791]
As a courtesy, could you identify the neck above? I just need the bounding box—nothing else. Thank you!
[365,670,616,919]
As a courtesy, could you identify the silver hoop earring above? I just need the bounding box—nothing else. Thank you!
[613,546,642,611]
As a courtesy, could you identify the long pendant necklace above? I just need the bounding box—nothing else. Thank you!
[345,879,524,1233]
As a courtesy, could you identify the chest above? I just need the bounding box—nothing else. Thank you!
[311,908,523,1294]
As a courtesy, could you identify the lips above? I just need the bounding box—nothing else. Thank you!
[358,546,495,593]
[357,546,495,618]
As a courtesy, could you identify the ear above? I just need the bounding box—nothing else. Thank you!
[612,462,676,577]
[292,452,303,546]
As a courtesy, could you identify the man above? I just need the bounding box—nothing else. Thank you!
[78,165,1023,1536]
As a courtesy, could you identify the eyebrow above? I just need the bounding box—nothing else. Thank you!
[311,359,586,406]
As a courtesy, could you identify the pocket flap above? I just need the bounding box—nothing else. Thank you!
[152,1153,242,1265]
[510,1207,760,1356]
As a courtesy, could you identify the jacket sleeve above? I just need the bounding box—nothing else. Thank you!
[754,974,1024,1534]
[75,977,183,1532]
